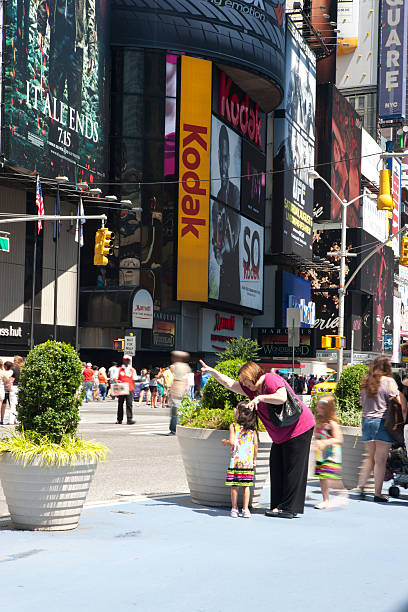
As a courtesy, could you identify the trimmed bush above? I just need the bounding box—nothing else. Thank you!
[217,338,261,362]
[201,358,245,411]
[17,341,84,443]
[334,363,369,427]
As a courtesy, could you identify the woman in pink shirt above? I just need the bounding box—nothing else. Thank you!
[200,360,315,518]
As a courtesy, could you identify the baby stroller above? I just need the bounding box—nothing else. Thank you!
[386,444,408,498]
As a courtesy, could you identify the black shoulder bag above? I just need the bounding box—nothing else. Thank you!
[263,381,303,429]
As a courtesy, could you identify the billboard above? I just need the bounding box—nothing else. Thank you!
[110,0,285,108]
[273,20,316,258]
[390,158,401,257]
[210,116,241,211]
[4,0,109,181]
[378,0,408,119]
[256,327,315,359]
[209,200,264,310]
[241,141,266,224]
[177,56,212,302]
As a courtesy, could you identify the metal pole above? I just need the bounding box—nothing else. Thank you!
[0,214,106,224]
[337,199,347,378]
[29,230,37,350]
[75,232,81,352]
[53,184,59,340]
[292,319,295,376]
[350,329,354,365]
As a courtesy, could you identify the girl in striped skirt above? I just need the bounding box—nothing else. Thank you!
[223,401,258,518]
[313,394,346,509]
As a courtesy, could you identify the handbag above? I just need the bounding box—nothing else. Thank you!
[264,381,303,428]
[384,396,405,445]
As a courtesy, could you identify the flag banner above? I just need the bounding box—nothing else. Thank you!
[36,175,44,233]
[75,198,85,247]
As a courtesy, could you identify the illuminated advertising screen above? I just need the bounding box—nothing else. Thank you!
[209,199,264,310]
[3,0,109,181]
[241,141,266,224]
[210,115,241,211]
[273,21,316,258]
[256,327,315,359]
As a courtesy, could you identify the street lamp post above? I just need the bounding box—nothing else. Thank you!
[309,170,374,376]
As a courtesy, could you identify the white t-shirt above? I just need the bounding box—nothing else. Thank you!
[187,372,195,387]
[108,366,119,381]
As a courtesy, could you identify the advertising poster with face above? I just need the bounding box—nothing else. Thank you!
[211,115,241,210]
[273,22,316,259]
[209,199,263,310]
[4,0,109,181]
[241,141,266,223]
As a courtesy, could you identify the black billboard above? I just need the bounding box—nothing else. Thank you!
[256,327,316,359]
[273,20,316,259]
[4,0,109,181]
[241,141,266,223]
[110,0,285,111]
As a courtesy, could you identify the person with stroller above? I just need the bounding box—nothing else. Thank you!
[358,356,402,503]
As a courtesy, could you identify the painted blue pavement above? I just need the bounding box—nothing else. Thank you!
[0,485,407,612]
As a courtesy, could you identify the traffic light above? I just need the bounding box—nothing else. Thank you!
[113,338,124,352]
[401,237,408,267]
[94,227,114,266]
[321,335,346,350]
[377,169,393,211]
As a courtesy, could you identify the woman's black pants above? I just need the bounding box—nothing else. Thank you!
[269,427,314,514]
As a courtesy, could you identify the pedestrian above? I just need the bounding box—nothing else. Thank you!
[358,356,402,502]
[156,368,165,408]
[115,355,137,425]
[83,363,94,403]
[307,375,316,395]
[200,360,315,518]
[138,368,150,405]
[194,368,202,399]
[187,368,195,400]
[107,362,119,399]
[162,366,174,408]
[168,351,191,435]
[98,367,108,400]
[2,361,19,425]
[313,394,347,509]
[149,367,159,409]
[222,400,258,518]
[92,365,99,401]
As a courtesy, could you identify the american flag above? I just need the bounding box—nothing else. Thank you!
[36,175,44,233]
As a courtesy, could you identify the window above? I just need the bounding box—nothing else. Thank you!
[343,90,377,140]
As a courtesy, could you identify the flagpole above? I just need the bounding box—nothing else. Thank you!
[75,197,82,352]
[29,223,38,351]
[53,183,60,341]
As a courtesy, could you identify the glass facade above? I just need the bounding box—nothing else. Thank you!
[81,48,179,315]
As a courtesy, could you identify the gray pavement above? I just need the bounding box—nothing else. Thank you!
[0,400,189,517]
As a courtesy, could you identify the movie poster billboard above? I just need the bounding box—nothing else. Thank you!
[273,21,316,259]
[241,141,266,224]
[210,115,241,211]
[209,199,263,311]
[3,0,109,181]
[330,88,362,227]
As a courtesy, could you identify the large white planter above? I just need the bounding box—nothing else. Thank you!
[0,454,97,531]
[177,425,271,508]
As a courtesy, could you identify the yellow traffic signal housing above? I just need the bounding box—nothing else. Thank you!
[401,236,408,267]
[321,335,346,350]
[377,169,393,211]
[113,338,124,352]
[94,227,114,266]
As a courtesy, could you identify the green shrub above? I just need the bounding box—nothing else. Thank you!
[17,340,84,443]
[311,391,361,427]
[217,338,260,362]
[201,358,245,410]
[334,363,369,427]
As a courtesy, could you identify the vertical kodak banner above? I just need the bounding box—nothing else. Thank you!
[177,56,212,302]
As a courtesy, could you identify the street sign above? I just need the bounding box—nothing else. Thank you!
[124,335,136,356]
[286,308,300,348]
[0,235,10,252]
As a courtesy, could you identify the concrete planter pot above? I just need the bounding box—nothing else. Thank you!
[0,453,97,531]
[177,425,271,508]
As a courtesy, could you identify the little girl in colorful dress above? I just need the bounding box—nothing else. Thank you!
[222,401,258,518]
[313,394,347,509]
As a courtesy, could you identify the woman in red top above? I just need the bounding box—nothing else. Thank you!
[200,360,315,518]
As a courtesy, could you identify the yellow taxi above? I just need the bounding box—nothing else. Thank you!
[311,373,338,397]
